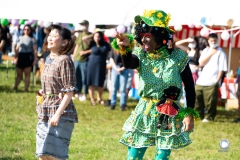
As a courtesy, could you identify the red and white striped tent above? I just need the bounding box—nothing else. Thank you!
[174,25,240,48]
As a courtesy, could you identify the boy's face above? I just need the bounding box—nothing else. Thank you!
[208,37,217,45]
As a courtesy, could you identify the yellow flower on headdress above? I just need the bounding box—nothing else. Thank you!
[143,10,156,17]
[157,12,163,19]
[154,20,165,27]
[165,14,171,26]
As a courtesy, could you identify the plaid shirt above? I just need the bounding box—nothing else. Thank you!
[37,55,78,122]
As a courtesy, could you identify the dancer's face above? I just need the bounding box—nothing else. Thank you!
[141,33,158,52]
[47,29,67,52]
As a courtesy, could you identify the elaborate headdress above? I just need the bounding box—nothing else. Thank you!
[134,10,174,34]
[111,10,175,55]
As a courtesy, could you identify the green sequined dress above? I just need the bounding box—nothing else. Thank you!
[119,46,192,149]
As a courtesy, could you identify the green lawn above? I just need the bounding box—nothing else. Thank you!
[0,62,240,160]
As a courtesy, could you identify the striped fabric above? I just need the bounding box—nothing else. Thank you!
[36,55,78,122]
[173,25,240,48]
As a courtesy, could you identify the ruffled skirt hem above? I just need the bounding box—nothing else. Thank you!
[119,129,192,149]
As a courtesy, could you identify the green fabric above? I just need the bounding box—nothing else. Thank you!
[135,47,188,100]
[111,34,135,55]
[134,10,174,34]
[155,149,171,160]
[145,46,170,60]
[195,84,218,120]
[120,47,192,149]
[74,32,92,62]
[127,147,147,160]
[127,147,171,160]
[175,107,200,119]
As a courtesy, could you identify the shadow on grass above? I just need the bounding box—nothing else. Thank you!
[0,64,16,70]
[0,85,38,94]
[215,106,238,122]
[0,157,25,160]
[0,85,13,93]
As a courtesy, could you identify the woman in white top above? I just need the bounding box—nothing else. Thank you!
[175,36,202,84]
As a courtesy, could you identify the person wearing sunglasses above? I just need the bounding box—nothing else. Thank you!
[13,24,38,92]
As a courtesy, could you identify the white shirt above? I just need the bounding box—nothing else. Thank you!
[196,47,227,86]
[10,26,22,44]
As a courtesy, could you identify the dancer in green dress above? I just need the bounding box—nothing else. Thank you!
[111,10,199,160]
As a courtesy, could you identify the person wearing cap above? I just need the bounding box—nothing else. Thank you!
[111,10,199,159]
[72,20,92,101]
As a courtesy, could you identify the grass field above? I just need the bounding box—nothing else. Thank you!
[0,62,240,160]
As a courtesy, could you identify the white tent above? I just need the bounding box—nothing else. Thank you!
[2,0,240,27]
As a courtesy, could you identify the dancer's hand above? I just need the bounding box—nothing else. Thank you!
[116,33,130,48]
[182,115,194,131]
[49,114,61,127]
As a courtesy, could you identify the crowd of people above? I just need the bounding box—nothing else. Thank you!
[175,33,240,123]
[1,9,240,159]
[71,20,135,110]
[175,33,228,123]
[0,20,135,110]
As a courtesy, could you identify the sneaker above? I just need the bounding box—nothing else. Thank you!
[120,106,128,111]
[109,105,116,110]
[74,94,79,98]
[72,96,76,100]
[79,95,87,101]
[72,94,79,100]
[104,100,111,106]
[202,118,209,123]
[233,118,240,123]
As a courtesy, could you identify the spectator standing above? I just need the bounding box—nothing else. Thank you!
[195,33,227,122]
[10,25,22,56]
[109,49,129,111]
[13,24,38,92]
[36,24,78,160]
[175,36,201,84]
[85,31,111,105]
[1,24,12,54]
[72,20,92,101]
[0,25,6,64]
[36,26,45,54]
